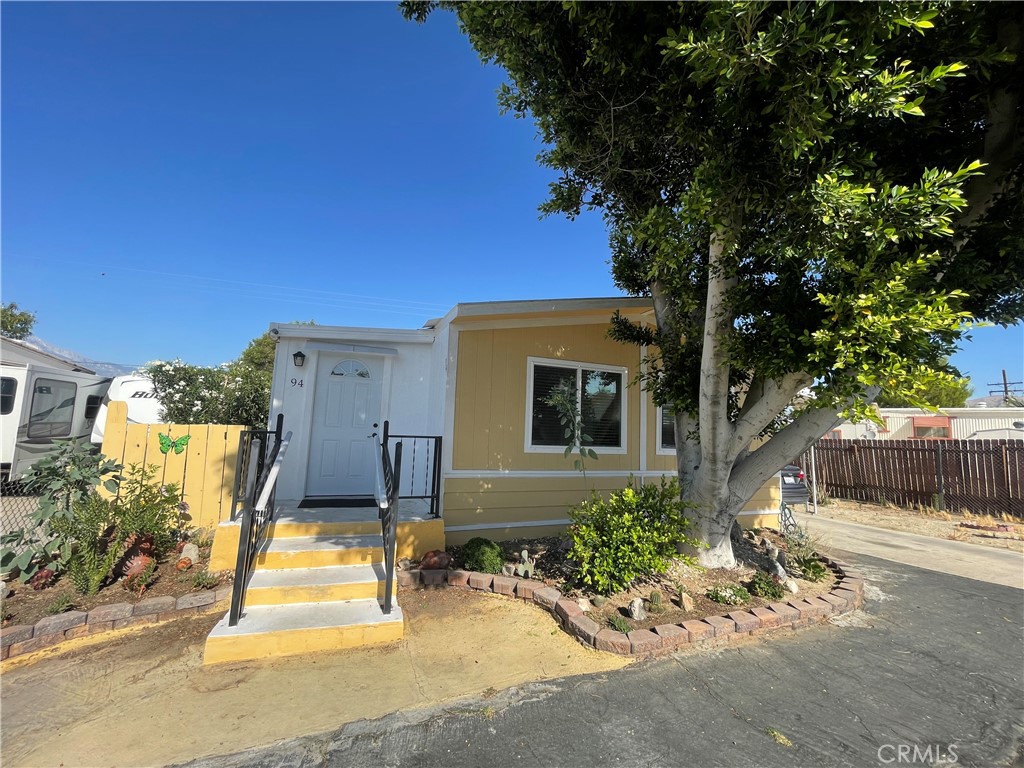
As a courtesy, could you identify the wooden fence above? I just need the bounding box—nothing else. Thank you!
[803,439,1024,518]
[99,401,246,529]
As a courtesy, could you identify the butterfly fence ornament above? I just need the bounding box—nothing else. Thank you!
[158,433,191,455]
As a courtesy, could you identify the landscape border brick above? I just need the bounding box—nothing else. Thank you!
[391,554,864,658]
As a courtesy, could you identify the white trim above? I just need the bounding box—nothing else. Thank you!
[451,297,652,320]
[524,356,628,455]
[271,324,434,344]
[656,404,676,456]
[450,315,643,332]
[445,518,572,532]
[445,469,675,479]
[306,341,399,356]
[639,345,648,472]
[442,325,459,474]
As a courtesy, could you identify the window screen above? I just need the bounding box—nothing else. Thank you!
[529,362,623,449]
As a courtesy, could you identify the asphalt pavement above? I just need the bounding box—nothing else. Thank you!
[179,552,1024,768]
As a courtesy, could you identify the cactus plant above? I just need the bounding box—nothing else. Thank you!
[514,548,536,579]
[648,589,665,613]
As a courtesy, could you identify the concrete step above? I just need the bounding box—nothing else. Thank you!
[255,534,383,569]
[269,507,382,538]
[245,564,396,605]
[204,599,404,665]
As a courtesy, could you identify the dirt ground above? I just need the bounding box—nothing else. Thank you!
[0,587,629,768]
[811,500,1024,553]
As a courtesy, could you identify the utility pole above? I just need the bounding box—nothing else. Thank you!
[986,369,1023,403]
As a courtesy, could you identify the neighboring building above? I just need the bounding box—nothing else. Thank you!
[267,297,783,545]
[829,407,1024,441]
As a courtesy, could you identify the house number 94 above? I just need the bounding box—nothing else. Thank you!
[290,378,304,388]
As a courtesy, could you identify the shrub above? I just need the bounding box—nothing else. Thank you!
[706,584,751,605]
[114,464,187,557]
[748,571,786,600]
[462,537,504,574]
[568,478,697,595]
[794,556,829,582]
[191,570,221,591]
[56,493,121,596]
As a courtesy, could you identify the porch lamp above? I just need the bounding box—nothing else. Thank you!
[292,351,306,368]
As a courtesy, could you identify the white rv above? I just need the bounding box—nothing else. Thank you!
[91,374,164,445]
[0,339,111,481]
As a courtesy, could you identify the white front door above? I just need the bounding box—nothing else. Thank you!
[306,354,384,497]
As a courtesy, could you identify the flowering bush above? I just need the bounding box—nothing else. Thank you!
[146,359,270,427]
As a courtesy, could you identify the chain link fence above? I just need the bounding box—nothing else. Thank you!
[1,479,40,542]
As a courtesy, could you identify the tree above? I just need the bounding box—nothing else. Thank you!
[404,2,1023,565]
[1,302,36,340]
[876,371,973,408]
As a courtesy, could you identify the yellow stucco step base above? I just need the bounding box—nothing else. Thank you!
[203,600,404,665]
[253,535,382,570]
[244,564,397,606]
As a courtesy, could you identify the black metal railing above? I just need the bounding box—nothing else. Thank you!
[383,422,442,518]
[375,425,403,615]
[229,414,291,627]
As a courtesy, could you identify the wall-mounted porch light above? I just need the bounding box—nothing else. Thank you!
[293,351,306,367]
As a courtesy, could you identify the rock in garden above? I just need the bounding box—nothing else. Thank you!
[419,550,451,570]
[592,595,608,608]
[628,597,647,621]
[501,563,515,576]
[397,557,413,571]
[679,592,695,612]
[785,579,799,594]
[776,549,788,568]
[771,560,787,580]
[766,543,779,560]
[181,542,200,563]
[577,598,593,613]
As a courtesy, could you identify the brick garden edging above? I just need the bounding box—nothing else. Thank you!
[0,588,232,662]
[398,557,865,658]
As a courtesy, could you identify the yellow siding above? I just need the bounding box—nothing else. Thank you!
[98,401,245,529]
[453,324,641,472]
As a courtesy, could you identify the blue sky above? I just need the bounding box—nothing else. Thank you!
[2,2,1021,395]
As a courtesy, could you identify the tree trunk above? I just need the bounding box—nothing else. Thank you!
[682,471,739,568]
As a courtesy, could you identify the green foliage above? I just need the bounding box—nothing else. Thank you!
[114,464,187,557]
[45,594,75,615]
[146,359,270,428]
[794,556,830,583]
[404,1,1024,561]
[57,494,121,596]
[568,478,698,595]
[0,440,122,582]
[191,570,221,591]
[123,559,157,596]
[461,537,505,574]
[706,584,751,606]
[876,369,973,408]
[608,614,632,633]
[748,571,787,600]
[648,589,664,613]
[1,302,36,340]
[544,380,598,475]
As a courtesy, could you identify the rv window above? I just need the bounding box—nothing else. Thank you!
[0,378,16,416]
[84,394,103,421]
[528,359,625,451]
[28,378,77,438]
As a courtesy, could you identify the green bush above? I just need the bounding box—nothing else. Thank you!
[794,556,830,582]
[462,537,505,574]
[55,494,121,596]
[747,571,786,600]
[568,477,697,596]
[114,464,187,557]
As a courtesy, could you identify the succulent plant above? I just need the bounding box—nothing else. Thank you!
[514,548,536,579]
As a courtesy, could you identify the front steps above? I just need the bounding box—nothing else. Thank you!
[204,506,405,665]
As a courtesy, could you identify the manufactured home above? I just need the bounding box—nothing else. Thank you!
[204,298,785,664]
[0,338,111,480]
[831,407,1024,441]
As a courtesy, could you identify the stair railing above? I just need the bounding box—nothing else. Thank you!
[374,421,402,615]
[229,414,291,627]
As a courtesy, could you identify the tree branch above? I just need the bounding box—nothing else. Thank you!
[728,372,813,461]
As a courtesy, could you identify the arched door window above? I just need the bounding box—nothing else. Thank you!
[330,359,371,378]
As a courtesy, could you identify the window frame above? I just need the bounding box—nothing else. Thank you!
[524,356,628,455]
[0,377,17,416]
[656,404,677,455]
[27,377,77,439]
[911,415,952,440]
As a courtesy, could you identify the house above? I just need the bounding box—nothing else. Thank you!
[204,297,783,664]
[829,407,1024,441]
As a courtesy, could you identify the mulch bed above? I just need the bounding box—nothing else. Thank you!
[443,528,837,634]
[1,540,230,628]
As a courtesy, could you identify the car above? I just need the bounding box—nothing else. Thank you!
[781,464,810,506]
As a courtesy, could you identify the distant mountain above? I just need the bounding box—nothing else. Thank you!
[23,336,138,377]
